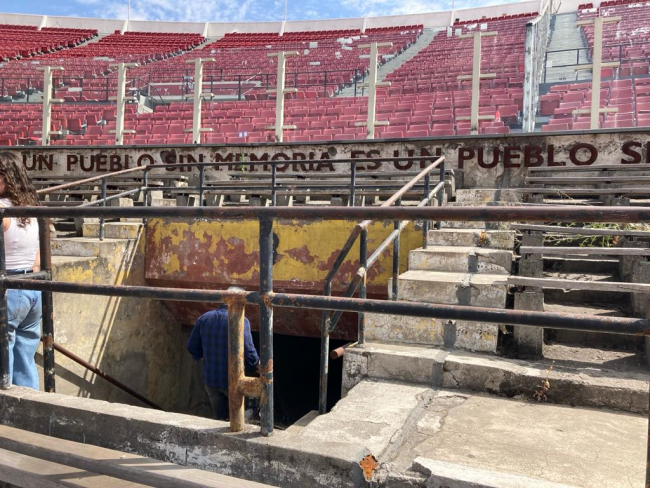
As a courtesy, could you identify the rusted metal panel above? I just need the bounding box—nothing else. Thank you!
[144,218,422,339]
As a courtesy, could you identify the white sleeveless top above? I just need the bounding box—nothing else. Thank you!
[0,198,39,270]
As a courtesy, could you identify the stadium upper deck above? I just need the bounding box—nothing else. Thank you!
[0,0,647,146]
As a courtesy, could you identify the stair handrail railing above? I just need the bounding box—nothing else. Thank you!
[318,155,446,414]
[36,165,150,241]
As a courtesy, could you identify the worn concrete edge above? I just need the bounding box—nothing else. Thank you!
[413,457,581,488]
[0,387,369,488]
[345,343,649,413]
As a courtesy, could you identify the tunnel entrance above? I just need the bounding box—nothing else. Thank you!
[255,332,348,427]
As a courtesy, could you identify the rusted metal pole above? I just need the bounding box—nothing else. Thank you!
[423,172,431,249]
[48,339,162,410]
[646,381,650,488]
[227,297,247,432]
[435,160,445,230]
[319,287,330,415]
[38,218,55,393]
[349,161,356,207]
[36,166,147,195]
[99,177,107,242]
[330,342,357,360]
[0,228,8,390]
[358,228,368,346]
[6,204,650,224]
[393,218,400,301]
[258,217,274,436]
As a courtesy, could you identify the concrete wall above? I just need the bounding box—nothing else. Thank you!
[10,129,650,189]
[0,0,546,35]
[38,232,186,412]
[145,218,422,340]
[0,387,366,488]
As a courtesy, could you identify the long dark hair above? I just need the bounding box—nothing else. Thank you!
[0,151,40,227]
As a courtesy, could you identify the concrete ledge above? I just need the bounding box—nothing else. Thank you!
[83,222,143,239]
[343,343,649,412]
[413,458,580,488]
[0,387,368,488]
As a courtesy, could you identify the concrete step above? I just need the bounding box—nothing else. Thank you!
[427,229,515,250]
[342,341,649,414]
[50,255,98,281]
[455,188,522,204]
[440,220,514,230]
[52,237,135,259]
[544,302,642,349]
[365,312,498,352]
[329,377,645,487]
[409,246,513,274]
[83,222,143,239]
[398,270,508,307]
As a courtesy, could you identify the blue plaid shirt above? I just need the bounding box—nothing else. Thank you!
[186,305,260,390]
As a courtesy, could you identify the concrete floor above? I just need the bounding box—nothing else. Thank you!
[298,380,647,487]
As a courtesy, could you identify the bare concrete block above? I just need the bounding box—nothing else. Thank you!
[619,239,649,282]
[427,229,515,250]
[604,195,631,206]
[519,258,543,278]
[330,196,345,206]
[414,457,579,488]
[341,347,367,397]
[206,194,224,207]
[151,198,176,207]
[276,195,293,207]
[633,260,650,317]
[108,198,133,207]
[514,291,544,359]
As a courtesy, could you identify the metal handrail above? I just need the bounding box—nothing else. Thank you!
[318,156,445,414]
[0,203,649,451]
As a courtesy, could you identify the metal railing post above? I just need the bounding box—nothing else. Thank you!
[258,217,274,436]
[38,218,55,393]
[142,170,150,208]
[198,165,205,207]
[423,172,431,249]
[271,163,277,207]
[0,229,8,390]
[392,203,400,301]
[227,297,247,432]
[358,228,368,346]
[99,177,107,241]
[319,283,331,415]
[436,160,445,231]
[238,75,242,101]
[349,161,356,207]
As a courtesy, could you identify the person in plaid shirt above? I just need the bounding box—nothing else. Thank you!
[187,303,260,421]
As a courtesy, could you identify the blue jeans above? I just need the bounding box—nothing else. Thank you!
[7,288,42,390]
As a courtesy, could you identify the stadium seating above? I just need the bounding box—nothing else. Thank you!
[0,12,537,145]
[541,2,650,130]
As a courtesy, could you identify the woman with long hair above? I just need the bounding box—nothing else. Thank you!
[0,151,41,389]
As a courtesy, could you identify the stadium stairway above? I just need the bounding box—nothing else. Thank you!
[306,186,649,486]
[364,189,516,354]
[545,12,591,84]
[336,28,438,98]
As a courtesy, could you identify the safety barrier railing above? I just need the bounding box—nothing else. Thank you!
[0,204,649,477]
[317,156,446,413]
[36,156,445,211]
[0,206,649,440]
